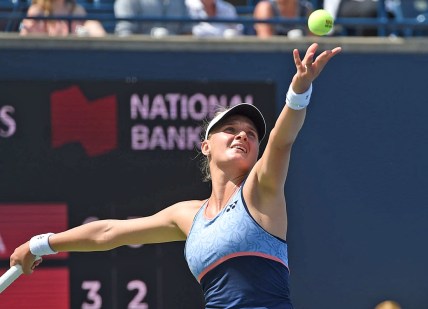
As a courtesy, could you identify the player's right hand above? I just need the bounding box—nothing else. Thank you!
[10,242,41,275]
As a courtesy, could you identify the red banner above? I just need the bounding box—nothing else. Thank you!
[0,204,68,259]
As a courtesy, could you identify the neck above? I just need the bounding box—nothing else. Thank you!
[203,0,216,17]
[206,175,244,216]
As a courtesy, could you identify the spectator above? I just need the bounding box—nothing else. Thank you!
[114,0,191,36]
[185,0,243,37]
[323,0,400,36]
[375,300,402,309]
[20,0,106,36]
[253,0,313,38]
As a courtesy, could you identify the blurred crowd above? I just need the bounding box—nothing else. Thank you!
[0,0,423,37]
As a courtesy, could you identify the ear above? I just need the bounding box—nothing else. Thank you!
[201,139,210,156]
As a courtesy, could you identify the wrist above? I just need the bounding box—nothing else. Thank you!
[29,233,58,256]
[285,83,313,110]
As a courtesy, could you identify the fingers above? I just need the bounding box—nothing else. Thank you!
[292,49,303,71]
[291,44,341,93]
[332,46,342,55]
[294,43,318,69]
[21,257,42,274]
[312,46,342,72]
[10,247,42,275]
[304,43,318,64]
[31,257,43,271]
[321,47,342,61]
[10,260,31,275]
[297,45,341,64]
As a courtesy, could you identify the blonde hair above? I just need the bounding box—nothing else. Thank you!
[374,300,402,309]
[32,0,76,16]
[199,106,229,182]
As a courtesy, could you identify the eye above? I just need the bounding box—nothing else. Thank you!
[224,126,236,134]
[247,130,257,139]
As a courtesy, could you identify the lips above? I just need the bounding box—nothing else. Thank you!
[231,144,247,153]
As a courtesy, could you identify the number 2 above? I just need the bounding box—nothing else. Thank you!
[127,280,148,309]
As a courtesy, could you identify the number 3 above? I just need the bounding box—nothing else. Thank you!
[81,281,102,309]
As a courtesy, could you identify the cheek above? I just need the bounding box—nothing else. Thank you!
[250,144,260,160]
[252,150,259,161]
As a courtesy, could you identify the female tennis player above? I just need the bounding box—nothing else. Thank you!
[10,43,341,308]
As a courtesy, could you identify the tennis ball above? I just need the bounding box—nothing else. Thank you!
[308,9,334,36]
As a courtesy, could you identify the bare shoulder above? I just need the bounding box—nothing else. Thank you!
[169,200,205,237]
[26,4,43,15]
[170,200,204,220]
[72,4,87,15]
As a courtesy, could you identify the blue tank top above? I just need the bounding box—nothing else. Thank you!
[185,184,293,309]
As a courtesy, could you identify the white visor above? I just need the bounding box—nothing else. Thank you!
[204,103,266,142]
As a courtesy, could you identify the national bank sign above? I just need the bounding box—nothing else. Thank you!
[50,83,255,156]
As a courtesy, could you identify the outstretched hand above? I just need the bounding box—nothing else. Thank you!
[10,242,41,275]
[291,43,342,93]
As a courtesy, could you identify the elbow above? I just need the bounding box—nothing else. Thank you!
[91,220,116,250]
[102,220,116,247]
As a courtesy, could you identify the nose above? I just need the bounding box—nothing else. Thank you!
[236,131,248,140]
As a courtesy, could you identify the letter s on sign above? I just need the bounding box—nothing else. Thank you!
[0,105,16,138]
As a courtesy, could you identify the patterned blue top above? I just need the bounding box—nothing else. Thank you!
[185,184,292,308]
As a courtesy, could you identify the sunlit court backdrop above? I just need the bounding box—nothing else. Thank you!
[1,36,427,309]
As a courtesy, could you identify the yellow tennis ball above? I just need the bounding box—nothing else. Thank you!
[308,9,334,36]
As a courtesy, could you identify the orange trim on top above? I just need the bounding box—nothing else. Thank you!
[197,252,288,282]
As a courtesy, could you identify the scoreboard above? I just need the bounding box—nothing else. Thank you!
[0,80,275,308]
